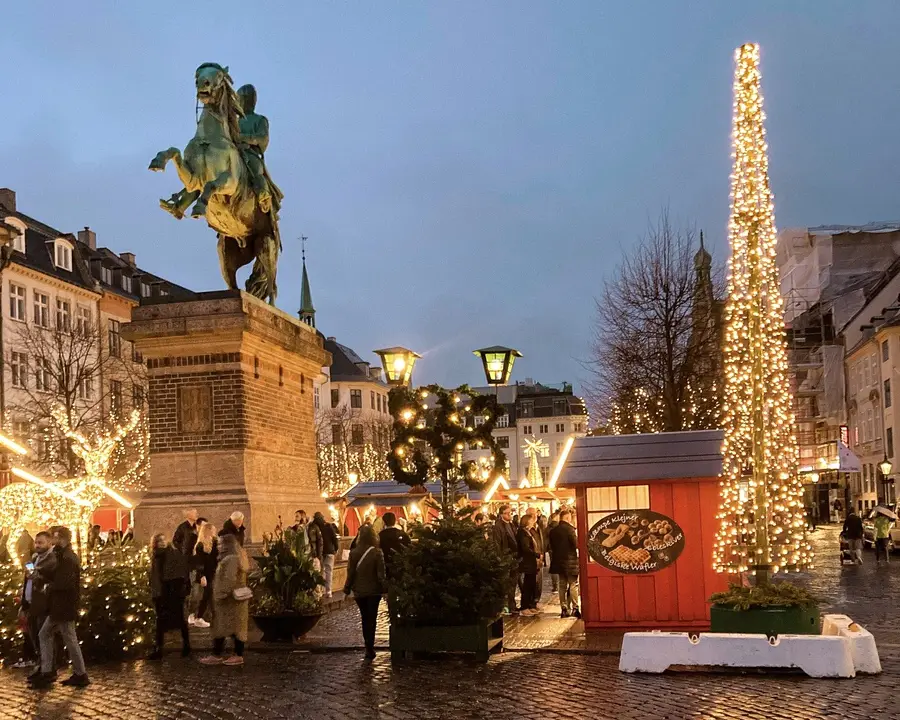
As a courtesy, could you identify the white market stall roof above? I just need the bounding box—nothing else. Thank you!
[556,430,724,486]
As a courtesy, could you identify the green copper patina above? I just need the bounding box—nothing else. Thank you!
[149,63,284,304]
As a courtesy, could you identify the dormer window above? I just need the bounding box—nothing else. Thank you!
[122,274,133,293]
[101,265,112,285]
[54,239,73,271]
[4,217,26,254]
[140,282,151,298]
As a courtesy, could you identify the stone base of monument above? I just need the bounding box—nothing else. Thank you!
[123,290,331,543]
[619,614,881,678]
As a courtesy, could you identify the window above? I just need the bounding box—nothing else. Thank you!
[496,436,510,449]
[9,351,26,388]
[110,380,123,417]
[496,415,509,428]
[553,399,567,415]
[101,265,113,285]
[382,395,389,414]
[331,388,339,408]
[9,283,25,321]
[521,401,534,418]
[556,423,565,433]
[377,394,382,413]
[351,424,364,445]
[79,373,93,400]
[350,389,362,409]
[331,424,343,445]
[35,359,52,392]
[522,425,532,435]
[864,407,874,443]
[132,383,144,407]
[108,320,121,357]
[132,345,143,364]
[539,423,549,434]
[11,231,24,254]
[141,282,151,298]
[888,427,894,460]
[370,390,376,410]
[314,386,320,410]
[574,423,584,433]
[586,484,651,537]
[55,299,70,331]
[886,379,892,409]
[76,306,91,335]
[33,292,49,327]
[864,357,872,388]
[122,274,133,293]
[883,340,891,362]
[556,442,563,455]
[474,415,485,427]
[54,240,72,271]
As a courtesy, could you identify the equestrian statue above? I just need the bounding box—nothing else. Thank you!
[149,63,284,304]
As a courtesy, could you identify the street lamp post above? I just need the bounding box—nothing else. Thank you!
[373,347,421,387]
[879,455,893,505]
[473,346,522,387]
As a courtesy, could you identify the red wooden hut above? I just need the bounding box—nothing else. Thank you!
[556,430,729,631]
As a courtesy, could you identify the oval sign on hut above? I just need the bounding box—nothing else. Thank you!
[587,509,685,574]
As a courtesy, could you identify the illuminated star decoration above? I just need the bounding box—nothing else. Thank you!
[712,43,812,577]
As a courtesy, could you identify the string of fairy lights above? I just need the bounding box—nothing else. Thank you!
[712,43,812,576]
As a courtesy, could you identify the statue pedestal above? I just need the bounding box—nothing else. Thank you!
[123,290,330,543]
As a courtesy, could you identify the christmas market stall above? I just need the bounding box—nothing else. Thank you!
[555,429,728,631]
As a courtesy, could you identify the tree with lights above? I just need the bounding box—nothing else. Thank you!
[713,43,811,583]
[586,209,724,435]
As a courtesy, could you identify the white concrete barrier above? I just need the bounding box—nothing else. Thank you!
[821,614,882,674]
[619,620,879,678]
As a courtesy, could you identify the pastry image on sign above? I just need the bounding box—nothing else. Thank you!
[587,509,685,574]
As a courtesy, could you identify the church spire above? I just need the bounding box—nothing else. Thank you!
[299,235,315,328]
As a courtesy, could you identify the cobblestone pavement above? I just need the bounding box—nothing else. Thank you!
[1,526,899,720]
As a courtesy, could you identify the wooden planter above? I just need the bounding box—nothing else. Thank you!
[389,616,503,663]
[710,604,820,637]
[252,613,323,642]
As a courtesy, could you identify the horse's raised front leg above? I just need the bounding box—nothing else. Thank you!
[149,147,179,172]
[192,171,233,219]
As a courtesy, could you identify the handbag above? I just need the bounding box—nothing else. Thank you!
[232,586,252,602]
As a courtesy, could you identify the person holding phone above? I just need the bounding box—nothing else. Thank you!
[14,531,57,671]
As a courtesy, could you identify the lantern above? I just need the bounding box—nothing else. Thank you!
[473,346,522,386]
[373,347,421,386]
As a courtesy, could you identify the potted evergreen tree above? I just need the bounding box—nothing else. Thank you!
[386,384,516,662]
[251,524,326,642]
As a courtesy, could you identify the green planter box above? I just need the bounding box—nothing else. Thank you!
[390,616,503,663]
[710,604,820,636]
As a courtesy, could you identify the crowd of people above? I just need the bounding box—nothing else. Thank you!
[489,504,581,618]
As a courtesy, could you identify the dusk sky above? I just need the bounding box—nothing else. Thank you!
[3,3,900,395]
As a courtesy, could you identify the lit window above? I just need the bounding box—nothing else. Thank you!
[53,240,73,271]
[9,283,25,321]
[33,292,50,328]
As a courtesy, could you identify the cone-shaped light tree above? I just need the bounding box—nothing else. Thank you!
[713,44,812,583]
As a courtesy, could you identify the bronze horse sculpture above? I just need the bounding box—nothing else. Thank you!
[149,63,283,304]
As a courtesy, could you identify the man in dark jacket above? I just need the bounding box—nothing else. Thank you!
[314,512,339,597]
[172,508,199,555]
[378,512,410,579]
[307,514,324,562]
[30,527,89,688]
[548,508,580,618]
[843,508,865,565]
[13,531,56,669]
[492,504,519,613]
[218,511,246,546]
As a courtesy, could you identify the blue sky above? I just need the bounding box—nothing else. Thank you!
[3,2,900,394]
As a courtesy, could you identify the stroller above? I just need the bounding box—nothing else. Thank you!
[839,534,855,565]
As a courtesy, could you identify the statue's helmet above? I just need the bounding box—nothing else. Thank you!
[237,84,258,113]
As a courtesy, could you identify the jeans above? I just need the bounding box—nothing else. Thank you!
[876,537,891,562]
[322,554,335,595]
[558,572,580,613]
[213,635,244,657]
[196,581,214,620]
[39,618,86,676]
[355,595,381,652]
[521,573,538,610]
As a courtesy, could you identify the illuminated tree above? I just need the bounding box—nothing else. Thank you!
[713,43,812,582]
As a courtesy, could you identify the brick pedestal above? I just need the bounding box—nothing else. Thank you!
[122,290,331,543]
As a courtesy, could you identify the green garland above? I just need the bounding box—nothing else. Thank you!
[387,384,507,491]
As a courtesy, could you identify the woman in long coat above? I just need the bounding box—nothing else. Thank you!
[149,533,191,659]
[200,533,249,666]
[517,514,541,616]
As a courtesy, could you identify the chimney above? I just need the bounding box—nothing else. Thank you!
[77,226,96,250]
[0,188,15,212]
[120,252,136,267]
